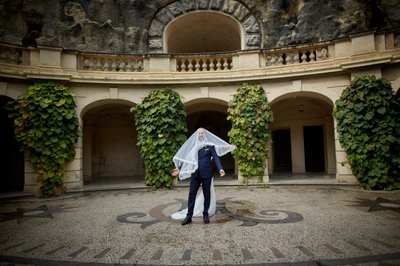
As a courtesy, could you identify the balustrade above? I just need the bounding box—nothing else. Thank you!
[176,55,232,72]
[1,29,399,76]
[79,54,144,72]
[263,44,329,67]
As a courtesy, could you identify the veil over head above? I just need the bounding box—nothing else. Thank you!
[173,128,234,180]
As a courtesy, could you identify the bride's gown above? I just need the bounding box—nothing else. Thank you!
[171,180,216,220]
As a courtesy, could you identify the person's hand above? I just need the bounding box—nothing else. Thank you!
[171,168,180,177]
[232,145,237,150]
[219,169,225,177]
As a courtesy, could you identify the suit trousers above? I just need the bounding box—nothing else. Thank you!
[186,172,212,218]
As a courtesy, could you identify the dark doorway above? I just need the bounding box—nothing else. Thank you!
[272,129,292,172]
[0,97,24,192]
[303,125,325,172]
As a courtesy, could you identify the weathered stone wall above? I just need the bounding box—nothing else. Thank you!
[0,0,399,53]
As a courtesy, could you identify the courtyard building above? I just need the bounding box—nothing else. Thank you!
[0,1,399,194]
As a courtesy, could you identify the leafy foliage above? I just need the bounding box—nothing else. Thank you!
[132,88,187,189]
[227,83,273,181]
[333,76,400,190]
[6,82,80,197]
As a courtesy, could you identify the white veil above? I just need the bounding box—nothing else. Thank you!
[173,128,235,180]
[171,179,217,220]
[171,128,235,220]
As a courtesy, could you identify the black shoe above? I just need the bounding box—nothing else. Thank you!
[203,214,209,224]
[181,217,192,225]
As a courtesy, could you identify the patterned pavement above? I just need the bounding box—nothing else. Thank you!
[0,185,400,265]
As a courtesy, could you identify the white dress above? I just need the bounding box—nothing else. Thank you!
[171,179,216,220]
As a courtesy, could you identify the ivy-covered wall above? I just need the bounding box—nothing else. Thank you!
[133,88,187,189]
[6,82,80,197]
[228,83,273,182]
[334,76,400,190]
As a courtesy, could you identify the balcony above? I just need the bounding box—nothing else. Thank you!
[0,29,399,84]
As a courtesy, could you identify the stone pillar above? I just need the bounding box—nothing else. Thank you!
[324,116,336,175]
[333,118,358,184]
[262,157,270,183]
[148,55,172,72]
[82,126,93,182]
[291,125,305,173]
[38,46,62,68]
[64,134,84,191]
[24,159,39,194]
[350,31,376,55]
[237,50,261,69]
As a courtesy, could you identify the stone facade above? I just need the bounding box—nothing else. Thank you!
[1,1,399,53]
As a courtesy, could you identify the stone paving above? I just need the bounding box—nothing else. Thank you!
[0,185,400,266]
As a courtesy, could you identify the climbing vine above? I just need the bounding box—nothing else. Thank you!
[227,83,274,181]
[333,75,400,190]
[6,82,80,197]
[132,87,187,189]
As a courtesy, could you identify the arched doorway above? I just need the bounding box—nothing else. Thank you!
[82,102,143,184]
[186,99,235,175]
[0,96,24,192]
[270,92,336,177]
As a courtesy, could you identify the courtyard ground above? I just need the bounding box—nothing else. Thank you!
[0,182,399,265]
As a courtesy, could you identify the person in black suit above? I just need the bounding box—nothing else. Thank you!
[172,128,234,225]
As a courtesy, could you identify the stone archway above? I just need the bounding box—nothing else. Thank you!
[148,0,261,53]
[82,101,143,184]
[0,96,24,192]
[270,92,336,177]
[185,99,235,175]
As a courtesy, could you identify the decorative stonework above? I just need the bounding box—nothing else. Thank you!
[116,197,304,228]
[148,0,262,53]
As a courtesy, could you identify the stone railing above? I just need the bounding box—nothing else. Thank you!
[263,43,330,67]
[0,43,25,65]
[78,53,144,72]
[0,29,399,78]
[175,54,233,72]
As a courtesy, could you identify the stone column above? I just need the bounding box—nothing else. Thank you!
[24,160,39,194]
[291,125,305,173]
[64,129,84,191]
[333,118,358,183]
[324,116,336,175]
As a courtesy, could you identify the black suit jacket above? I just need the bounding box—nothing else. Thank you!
[196,145,223,179]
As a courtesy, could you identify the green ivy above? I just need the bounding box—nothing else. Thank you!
[227,83,273,181]
[333,75,400,190]
[132,87,187,189]
[6,82,80,197]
